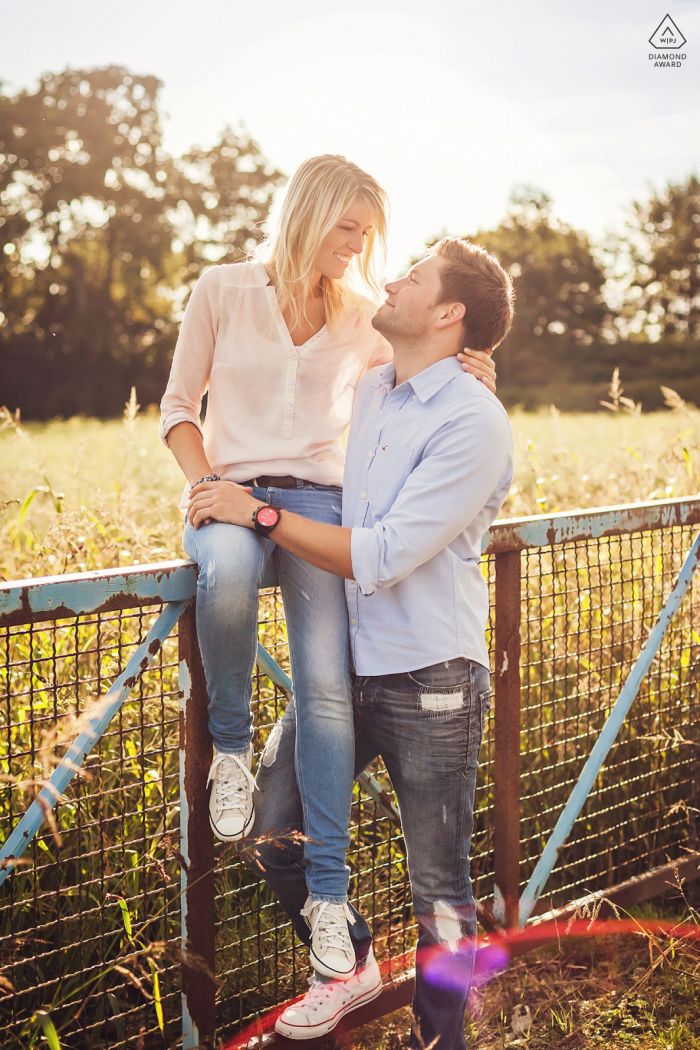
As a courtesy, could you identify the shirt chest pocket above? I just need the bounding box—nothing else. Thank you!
[367,444,414,516]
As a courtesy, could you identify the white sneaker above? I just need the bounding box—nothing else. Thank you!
[207,746,255,842]
[300,897,357,981]
[275,948,382,1039]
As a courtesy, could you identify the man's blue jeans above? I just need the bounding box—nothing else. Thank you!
[246,658,491,1050]
[182,482,353,903]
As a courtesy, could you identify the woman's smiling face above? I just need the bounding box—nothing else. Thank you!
[313,199,374,282]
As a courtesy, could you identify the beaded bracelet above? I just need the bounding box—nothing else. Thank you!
[190,473,221,493]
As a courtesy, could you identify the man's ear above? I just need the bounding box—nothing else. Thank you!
[434,301,466,331]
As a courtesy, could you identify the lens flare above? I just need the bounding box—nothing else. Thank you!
[222,918,700,1050]
[423,941,510,994]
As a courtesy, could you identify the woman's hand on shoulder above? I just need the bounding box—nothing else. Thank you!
[457,348,497,395]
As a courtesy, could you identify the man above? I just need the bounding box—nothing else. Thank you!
[187,237,515,1048]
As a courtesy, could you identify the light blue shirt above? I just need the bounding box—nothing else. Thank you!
[343,356,513,676]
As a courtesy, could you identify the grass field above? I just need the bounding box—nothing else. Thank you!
[2,385,700,582]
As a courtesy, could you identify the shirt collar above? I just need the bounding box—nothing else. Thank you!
[372,362,397,390]
[372,355,467,401]
[405,355,466,403]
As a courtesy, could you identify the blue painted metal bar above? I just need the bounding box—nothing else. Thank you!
[0,558,277,628]
[0,561,197,627]
[256,642,293,696]
[0,496,697,623]
[0,599,189,886]
[518,529,700,925]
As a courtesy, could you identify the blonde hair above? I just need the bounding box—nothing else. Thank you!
[256,155,388,332]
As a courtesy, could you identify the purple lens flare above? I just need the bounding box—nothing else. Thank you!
[423,940,511,993]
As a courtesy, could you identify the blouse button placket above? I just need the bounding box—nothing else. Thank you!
[283,349,299,439]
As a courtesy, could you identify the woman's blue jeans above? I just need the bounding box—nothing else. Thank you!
[182,482,353,903]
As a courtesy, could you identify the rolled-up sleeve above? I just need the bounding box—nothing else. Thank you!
[350,399,512,594]
[159,267,221,446]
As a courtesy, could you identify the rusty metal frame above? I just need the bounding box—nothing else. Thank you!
[1,494,699,1048]
[482,494,700,554]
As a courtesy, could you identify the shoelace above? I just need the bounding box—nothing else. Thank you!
[207,752,255,815]
[300,900,356,956]
[301,973,352,1013]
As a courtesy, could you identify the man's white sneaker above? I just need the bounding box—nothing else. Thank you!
[275,949,382,1039]
[300,897,357,981]
[207,746,255,842]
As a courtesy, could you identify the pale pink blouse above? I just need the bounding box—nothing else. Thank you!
[159,261,392,507]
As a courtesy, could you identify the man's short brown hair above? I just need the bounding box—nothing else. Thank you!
[431,237,515,351]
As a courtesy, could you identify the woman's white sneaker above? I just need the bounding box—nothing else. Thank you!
[300,897,357,981]
[275,949,382,1039]
[207,746,255,841]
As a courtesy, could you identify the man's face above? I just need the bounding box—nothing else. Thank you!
[372,254,445,339]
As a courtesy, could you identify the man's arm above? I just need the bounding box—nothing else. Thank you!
[187,482,354,578]
[350,398,512,594]
[187,397,511,586]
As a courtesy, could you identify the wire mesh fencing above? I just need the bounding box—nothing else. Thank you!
[515,524,699,911]
[0,604,182,1049]
[0,500,699,1048]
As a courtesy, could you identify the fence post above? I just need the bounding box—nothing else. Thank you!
[493,550,522,928]
[179,602,216,1049]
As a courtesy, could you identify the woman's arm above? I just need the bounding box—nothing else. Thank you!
[167,421,213,487]
[159,268,220,459]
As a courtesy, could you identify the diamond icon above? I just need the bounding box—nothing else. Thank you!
[649,14,686,49]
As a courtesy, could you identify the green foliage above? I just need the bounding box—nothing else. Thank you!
[627,173,700,340]
[0,66,284,418]
[473,187,613,387]
[32,1011,62,1050]
[422,179,700,405]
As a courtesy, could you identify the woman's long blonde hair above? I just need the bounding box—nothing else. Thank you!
[256,155,388,332]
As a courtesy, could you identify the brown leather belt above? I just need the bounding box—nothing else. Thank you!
[243,475,307,489]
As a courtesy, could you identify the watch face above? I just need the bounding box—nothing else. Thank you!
[257,506,279,528]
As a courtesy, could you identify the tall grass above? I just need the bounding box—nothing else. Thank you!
[2,379,700,581]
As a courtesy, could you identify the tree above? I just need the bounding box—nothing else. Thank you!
[0,67,284,417]
[625,174,700,339]
[470,189,612,387]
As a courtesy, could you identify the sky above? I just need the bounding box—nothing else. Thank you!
[2,0,699,276]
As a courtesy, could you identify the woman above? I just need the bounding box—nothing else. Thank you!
[159,155,496,981]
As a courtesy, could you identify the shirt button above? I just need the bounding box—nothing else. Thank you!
[412,394,417,400]
[361,493,367,499]
[286,404,292,410]
[351,618,357,625]
[292,355,297,361]
[288,380,294,386]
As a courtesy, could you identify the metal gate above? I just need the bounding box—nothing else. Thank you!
[1,496,699,1048]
